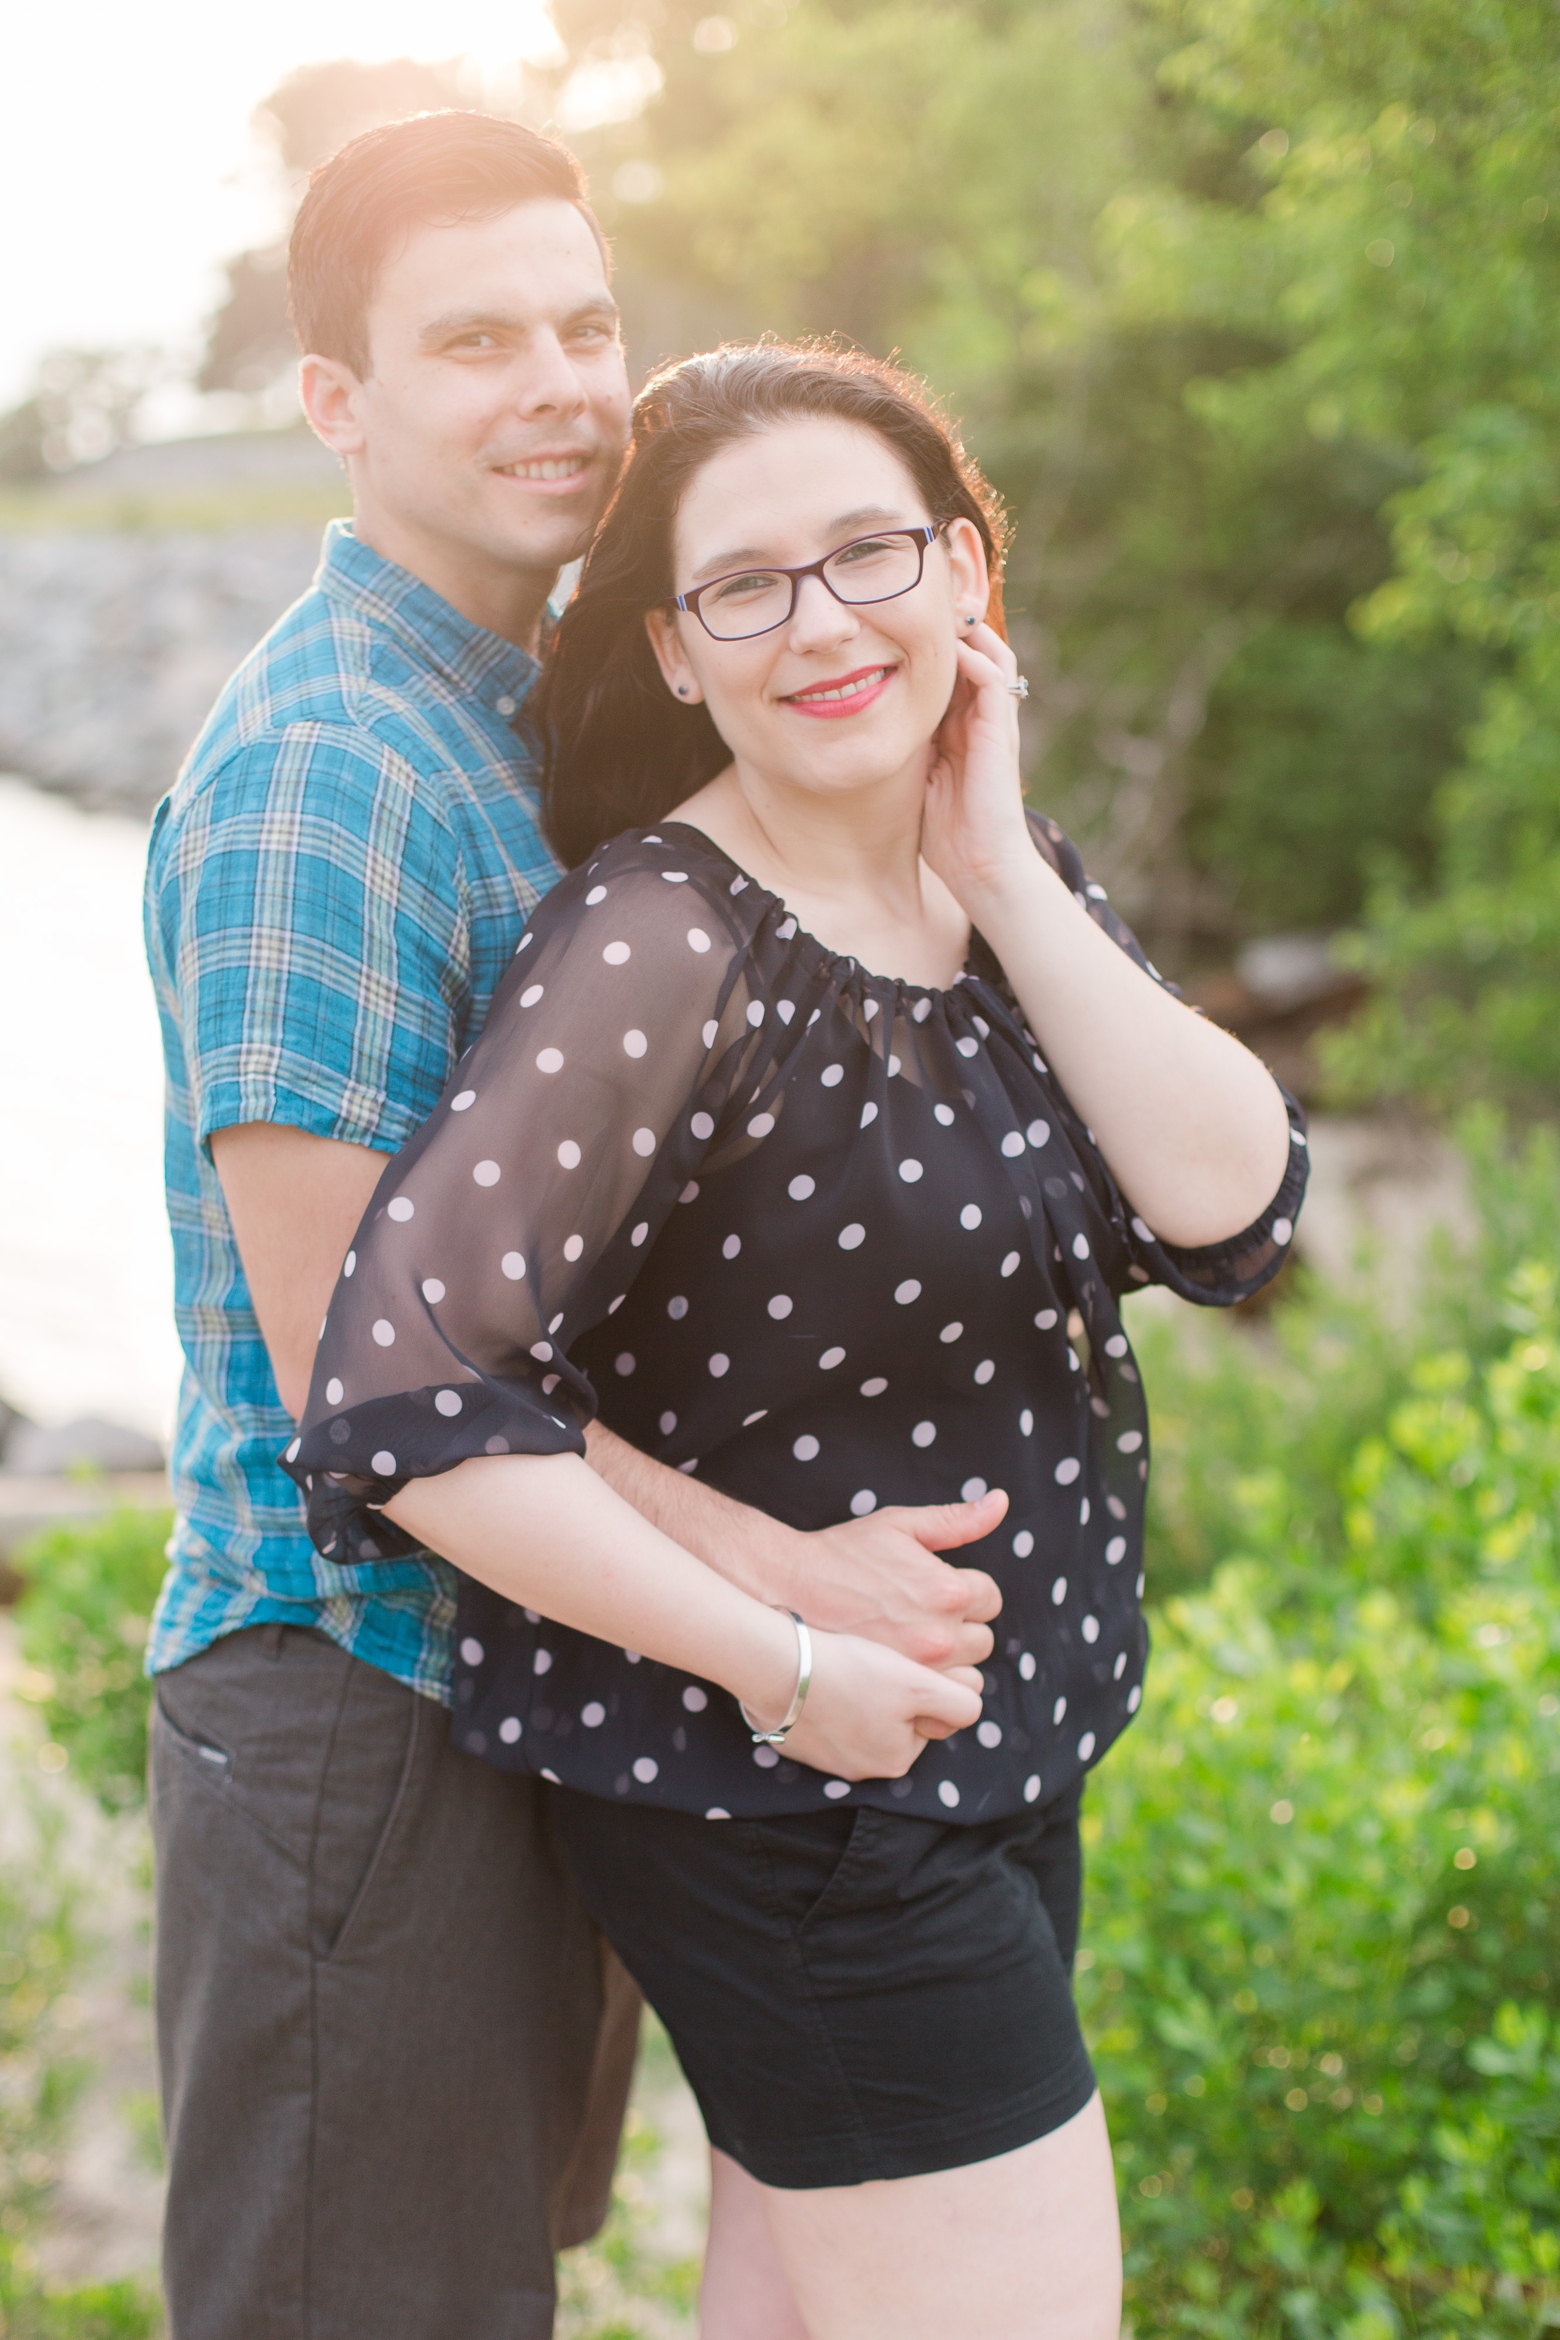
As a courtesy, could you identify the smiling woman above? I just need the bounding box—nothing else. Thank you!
[288,338,1302,2339]
[536,341,1007,863]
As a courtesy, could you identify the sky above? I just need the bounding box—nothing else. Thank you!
[2,0,603,415]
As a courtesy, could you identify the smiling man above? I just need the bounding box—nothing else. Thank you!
[142,119,641,2340]
[143,110,1003,2340]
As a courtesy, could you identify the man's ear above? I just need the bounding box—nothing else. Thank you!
[644,607,705,704]
[299,354,369,459]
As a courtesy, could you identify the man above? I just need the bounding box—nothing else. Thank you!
[144,110,1001,2340]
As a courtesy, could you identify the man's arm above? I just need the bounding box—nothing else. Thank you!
[211,1123,387,1419]
[213,1122,1000,1669]
[586,1429,1002,1669]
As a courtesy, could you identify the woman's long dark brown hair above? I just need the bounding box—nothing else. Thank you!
[534,338,1010,867]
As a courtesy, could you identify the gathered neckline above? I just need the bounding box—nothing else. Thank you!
[649,818,983,1008]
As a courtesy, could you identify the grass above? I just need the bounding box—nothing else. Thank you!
[0,487,349,536]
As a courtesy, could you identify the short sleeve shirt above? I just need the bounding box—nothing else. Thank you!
[290,819,1309,1817]
[143,521,562,1701]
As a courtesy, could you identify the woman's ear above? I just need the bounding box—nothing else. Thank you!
[644,607,705,704]
[943,518,997,638]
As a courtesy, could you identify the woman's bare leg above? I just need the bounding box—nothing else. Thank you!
[756,2093,1121,2340]
[701,2149,811,2340]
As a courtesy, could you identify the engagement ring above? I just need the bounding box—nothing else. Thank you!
[1008,677,1030,699]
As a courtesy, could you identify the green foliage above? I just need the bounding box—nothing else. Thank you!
[1186,626,1482,933]
[1090,1137,1560,2323]
[562,0,1475,961]
[557,2020,701,2338]
[0,1808,158,2335]
[0,2277,161,2339]
[1138,1111,1560,1601]
[557,0,1560,1075]
[0,1814,84,2266]
[12,1511,171,1815]
[1143,0,1560,1097]
[10,1160,1560,2320]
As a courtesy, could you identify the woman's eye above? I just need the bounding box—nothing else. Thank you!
[834,537,898,567]
[710,572,783,603]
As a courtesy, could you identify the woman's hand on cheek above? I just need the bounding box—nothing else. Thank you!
[920,621,1035,911]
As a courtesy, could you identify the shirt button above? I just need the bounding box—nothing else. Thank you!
[495,695,517,716]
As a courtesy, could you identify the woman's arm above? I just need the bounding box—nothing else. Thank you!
[385,1451,983,1781]
[922,625,1292,1250]
[210,1121,999,1671]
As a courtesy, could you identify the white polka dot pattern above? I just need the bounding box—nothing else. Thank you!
[291,816,1307,1826]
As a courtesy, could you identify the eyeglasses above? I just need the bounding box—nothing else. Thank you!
[673,523,946,643]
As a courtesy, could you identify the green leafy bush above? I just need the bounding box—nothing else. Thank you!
[1090,1181,1560,2325]
[0,1808,157,2336]
[7,1150,1560,2327]
[0,2275,161,2340]
[12,1509,171,1815]
[0,1813,83,2277]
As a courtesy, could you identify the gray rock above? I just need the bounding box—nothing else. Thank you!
[1234,932,1354,1016]
[0,1394,33,1456]
[0,527,325,814]
[50,430,342,503]
[4,1417,166,1477]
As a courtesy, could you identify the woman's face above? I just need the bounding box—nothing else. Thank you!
[645,416,989,803]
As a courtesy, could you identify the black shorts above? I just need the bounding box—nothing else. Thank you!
[550,1781,1095,2190]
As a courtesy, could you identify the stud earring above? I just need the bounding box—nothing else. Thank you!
[964,614,978,626]
[677,684,689,696]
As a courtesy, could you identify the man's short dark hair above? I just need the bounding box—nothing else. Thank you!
[289,111,608,378]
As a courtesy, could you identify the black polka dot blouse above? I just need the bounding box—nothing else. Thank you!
[288,815,1308,1824]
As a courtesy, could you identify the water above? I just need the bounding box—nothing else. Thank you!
[0,776,180,1440]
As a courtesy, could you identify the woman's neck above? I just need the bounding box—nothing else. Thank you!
[674,757,972,991]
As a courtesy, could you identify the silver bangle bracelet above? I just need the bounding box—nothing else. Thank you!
[740,1608,814,1746]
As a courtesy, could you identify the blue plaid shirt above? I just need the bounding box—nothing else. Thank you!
[144,521,562,1702]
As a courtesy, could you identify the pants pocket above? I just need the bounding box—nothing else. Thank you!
[152,1695,234,1782]
[751,1805,887,1936]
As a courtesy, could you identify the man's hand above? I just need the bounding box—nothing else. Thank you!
[787,1491,1006,1670]
[584,1425,1003,1673]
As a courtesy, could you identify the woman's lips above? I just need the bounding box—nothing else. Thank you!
[779,664,897,720]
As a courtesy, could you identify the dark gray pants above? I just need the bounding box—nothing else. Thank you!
[150,1625,638,2340]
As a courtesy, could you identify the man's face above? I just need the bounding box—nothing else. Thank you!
[348,199,632,582]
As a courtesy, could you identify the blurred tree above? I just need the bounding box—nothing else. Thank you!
[199,58,492,394]
[0,346,169,479]
[556,0,1487,967]
[1134,0,1560,1099]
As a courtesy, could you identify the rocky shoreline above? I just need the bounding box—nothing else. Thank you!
[0,527,324,815]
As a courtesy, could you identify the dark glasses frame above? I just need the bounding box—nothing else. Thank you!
[671,522,947,642]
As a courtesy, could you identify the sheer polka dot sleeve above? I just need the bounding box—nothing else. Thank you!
[999,813,1310,1308]
[1109,1089,1310,1303]
[285,835,776,1564]
[1022,812,1183,999]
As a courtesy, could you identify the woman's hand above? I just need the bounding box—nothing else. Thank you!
[750,1630,985,1784]
[921,619,1036,914]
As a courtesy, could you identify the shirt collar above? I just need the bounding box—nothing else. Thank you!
[315,519,540,713]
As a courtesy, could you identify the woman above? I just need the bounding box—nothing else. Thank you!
[287,341,1306,2340]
